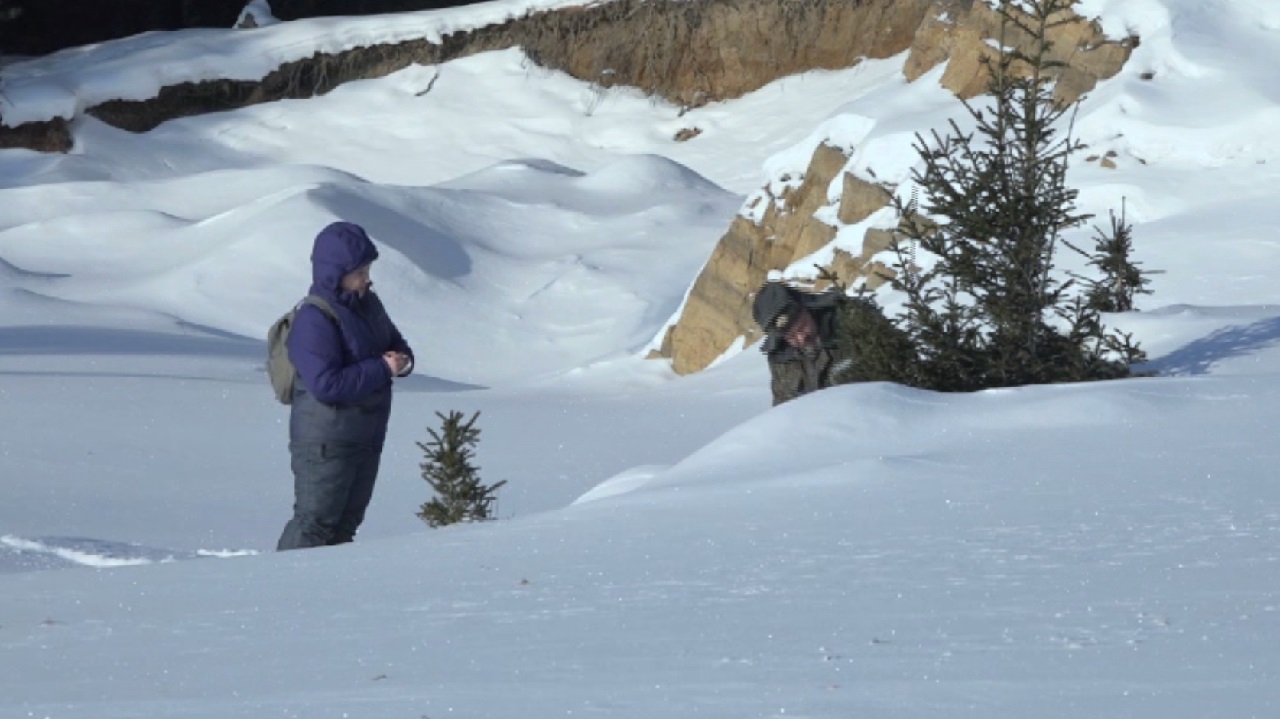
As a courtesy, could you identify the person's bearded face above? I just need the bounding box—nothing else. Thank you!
[783,308,816,348]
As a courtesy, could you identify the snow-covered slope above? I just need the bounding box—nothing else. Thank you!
[1,1,1278,717]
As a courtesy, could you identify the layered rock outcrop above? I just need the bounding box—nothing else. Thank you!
[649,144,898,372]
[904,0,1134,104]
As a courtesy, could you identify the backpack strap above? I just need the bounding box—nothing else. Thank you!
[299,295,339,324]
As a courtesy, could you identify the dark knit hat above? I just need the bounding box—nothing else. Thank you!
[751,280,803,332]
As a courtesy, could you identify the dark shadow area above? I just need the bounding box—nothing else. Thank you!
[393,372,487,393]
[0,322,486,391]
[0,367,487,392]
[1143,315,1280,376]
[0,369,253,382]
[270,0,491,21]
[0,325,260,358]
[0,0,491,56]
[309,184,474,281]
[0,0,243,55]
[1,257,69,279]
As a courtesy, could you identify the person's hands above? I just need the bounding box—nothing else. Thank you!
[383,352,409,376]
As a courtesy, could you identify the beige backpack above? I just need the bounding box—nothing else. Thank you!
[266,296,338,404]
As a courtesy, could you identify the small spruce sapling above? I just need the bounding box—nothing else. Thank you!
[1066,201,1154,313]
[417,410,506,528]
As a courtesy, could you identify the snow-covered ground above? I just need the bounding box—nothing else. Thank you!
[1,1,1278,717]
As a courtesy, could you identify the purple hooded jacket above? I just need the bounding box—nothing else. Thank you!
[287,222,413,448]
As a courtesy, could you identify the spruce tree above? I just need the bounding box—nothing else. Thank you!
[1067,203,1154,313]
[874,0,1148,391]
[417,410,506,528]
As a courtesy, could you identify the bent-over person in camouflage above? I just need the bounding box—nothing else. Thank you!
[751,279,849,406]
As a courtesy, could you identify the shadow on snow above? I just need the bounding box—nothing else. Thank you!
[1145,314,1280,376]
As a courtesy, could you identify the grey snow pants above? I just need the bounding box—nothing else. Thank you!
[277,441,382,551]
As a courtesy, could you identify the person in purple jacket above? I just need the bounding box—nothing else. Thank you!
[277,221,414,551]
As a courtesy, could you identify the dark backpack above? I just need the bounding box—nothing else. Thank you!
[266,295,338,405]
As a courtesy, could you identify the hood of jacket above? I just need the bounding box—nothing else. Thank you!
[309,221,380,304]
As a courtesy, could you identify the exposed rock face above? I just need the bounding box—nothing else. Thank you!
[903,0,1134,104]
[523,0,937,109]
[87,38,462,132]
[0,116,72,152]
[654,143,897,373]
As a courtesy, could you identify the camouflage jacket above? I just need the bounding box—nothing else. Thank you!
[763,295,851,405]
